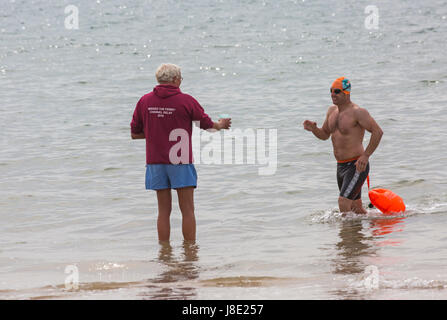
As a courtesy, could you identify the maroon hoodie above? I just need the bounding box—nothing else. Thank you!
[131,85,214,164]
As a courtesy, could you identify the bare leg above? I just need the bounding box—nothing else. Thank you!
[338,196,353,213]
[156,189,172,241]
[176,187,196,241]
[351,198,367,214]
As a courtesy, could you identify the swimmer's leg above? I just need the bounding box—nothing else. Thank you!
[338,196,367,214]
[338,196,353,213]
[351,198,367,214]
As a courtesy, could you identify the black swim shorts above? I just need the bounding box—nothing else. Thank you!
[337,158,370,200]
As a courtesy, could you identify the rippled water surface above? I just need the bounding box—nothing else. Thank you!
[1,0,447,299]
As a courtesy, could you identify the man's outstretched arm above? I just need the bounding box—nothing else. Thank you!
[212,118,231,130]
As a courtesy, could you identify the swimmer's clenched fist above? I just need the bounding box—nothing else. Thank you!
[303,120,317,132]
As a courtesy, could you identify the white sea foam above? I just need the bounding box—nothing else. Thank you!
[350,276,447,291]
[309,207,411,224]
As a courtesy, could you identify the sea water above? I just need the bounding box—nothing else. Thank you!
[1,0,447,299]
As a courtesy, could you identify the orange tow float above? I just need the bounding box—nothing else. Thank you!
[367,176,406,215]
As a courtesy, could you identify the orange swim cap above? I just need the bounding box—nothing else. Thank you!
[331,77,351,95]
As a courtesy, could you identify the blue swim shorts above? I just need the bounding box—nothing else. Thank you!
[145,164,197,190]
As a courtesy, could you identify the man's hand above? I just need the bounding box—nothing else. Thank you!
[303,119,330,140]
[355,154,369,172]
[216,118,231,130]
[303,120,317,132]
[131,132,145,139]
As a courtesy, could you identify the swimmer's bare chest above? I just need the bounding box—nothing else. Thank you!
[327,106,365,157]
[328,108,359,135]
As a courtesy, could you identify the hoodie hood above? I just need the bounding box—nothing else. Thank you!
[153,84,181,99]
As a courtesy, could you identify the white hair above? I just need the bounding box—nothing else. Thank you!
[155,63,181,84]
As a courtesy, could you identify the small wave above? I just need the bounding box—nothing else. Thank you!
[310,198,447,224]
[393,179,425,187]
[382,278,447,290]
[200,276,296,288]
[94,262,127,271]
[413,27,436,34]
[426,202,447,212]
[311,202,447,226]
[310,208,344,223]
[104,167,120,171]
[350,276,447,291]
[404,202,447,216]
[420,80,443,87]
[309,208,408,224]
[0,280,143,300]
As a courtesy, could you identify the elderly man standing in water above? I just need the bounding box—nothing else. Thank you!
[131,63,231,241]
[303,77,383,214]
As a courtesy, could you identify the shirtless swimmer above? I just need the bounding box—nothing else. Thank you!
[303,77,383,214]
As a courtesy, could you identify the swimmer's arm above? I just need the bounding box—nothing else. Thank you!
[303,120,330,140]
[357,108,383,157]
[303,108,332,140]
[318,114,332,140]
